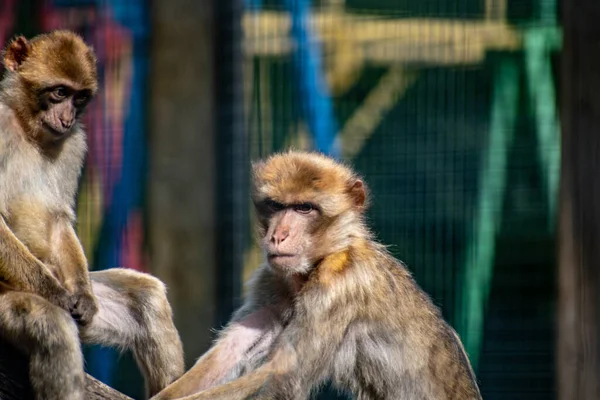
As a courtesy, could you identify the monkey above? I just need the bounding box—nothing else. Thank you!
[152,150,483,400]
[0,31,184,399]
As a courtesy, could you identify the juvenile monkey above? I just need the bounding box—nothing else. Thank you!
[0,31,184,399]
[153,150,482,400]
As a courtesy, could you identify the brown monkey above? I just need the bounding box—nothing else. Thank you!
[152,150,482,400]
[0,31,184,399]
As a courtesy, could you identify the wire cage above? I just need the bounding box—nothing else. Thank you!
[241,0,560,399]
[0,0,561,399]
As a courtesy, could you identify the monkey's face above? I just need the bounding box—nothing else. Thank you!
[38,85,92,140]
[258,199,321,274]
[252,151,370,276]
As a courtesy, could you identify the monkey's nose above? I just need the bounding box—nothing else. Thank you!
[271,229,289,245]
[60,118,74,129]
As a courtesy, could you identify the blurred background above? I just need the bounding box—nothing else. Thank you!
[1,0,596,399]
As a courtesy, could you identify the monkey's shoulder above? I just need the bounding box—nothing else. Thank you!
[312,243,404,284]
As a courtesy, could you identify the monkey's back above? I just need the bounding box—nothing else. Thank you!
[338,244,482,399]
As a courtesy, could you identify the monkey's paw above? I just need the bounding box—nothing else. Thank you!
[46,286,73,312]
[69,291,98,326]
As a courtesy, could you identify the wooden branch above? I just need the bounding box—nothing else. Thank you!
[0,337,131,400]
[85,376,133,400]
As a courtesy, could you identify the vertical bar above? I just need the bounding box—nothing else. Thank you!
[284,0,340,158]
[214,0,248,328]
[458,56,520,370]
[149,0,218,369]
[558,0,600,398]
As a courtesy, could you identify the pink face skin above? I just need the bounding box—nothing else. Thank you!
[40,85,91,141]
[261,199,320,275]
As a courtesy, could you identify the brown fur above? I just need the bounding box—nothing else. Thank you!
[0,31,183,400]
[3,31,98,89]
[1,30,97,150]
[153,150,481,400]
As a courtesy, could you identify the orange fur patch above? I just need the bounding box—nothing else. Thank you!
[317,251,350,284]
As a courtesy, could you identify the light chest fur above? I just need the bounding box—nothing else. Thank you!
[0,102,86,261]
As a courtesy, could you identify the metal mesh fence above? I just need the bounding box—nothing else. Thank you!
[0,0,561,398]
[241,1,560,399]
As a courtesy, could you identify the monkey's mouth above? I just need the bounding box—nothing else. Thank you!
[268,253,296,260]
[267,253,311,275]
[42,121,68,137]
[267,253,298,265]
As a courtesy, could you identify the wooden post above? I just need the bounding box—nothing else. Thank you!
[148,0,218,367]
[558,1,600,399]
[213,0,248,330]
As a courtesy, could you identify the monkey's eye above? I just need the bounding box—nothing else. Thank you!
[74,94,89,106]
[294,203,314,214]
[51,86,68,101]
[265,199,285,212]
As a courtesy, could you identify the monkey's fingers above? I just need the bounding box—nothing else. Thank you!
[69,291,98,326]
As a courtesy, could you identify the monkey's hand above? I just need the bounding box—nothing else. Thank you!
[68,288,98,326]
[40,276,74,313]
[48,219,98,325]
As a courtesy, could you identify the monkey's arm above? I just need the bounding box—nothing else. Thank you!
[0,215,70,310]
[49,217,97,324]
[152,306,280,400]
[50,218,91,292]
[174,289,353,400]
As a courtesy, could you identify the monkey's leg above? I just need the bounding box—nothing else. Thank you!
[80,268,184,398]
[0,291,84,400]
[0,216,71,310]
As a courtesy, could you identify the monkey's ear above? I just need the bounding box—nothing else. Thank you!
[3,36,31,72]
[349,179,368,209]
[251,160,266,176]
